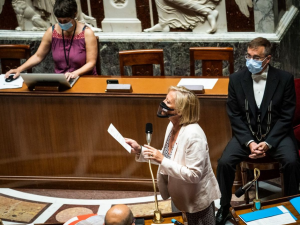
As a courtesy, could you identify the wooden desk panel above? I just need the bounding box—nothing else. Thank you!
[0,77,230,190]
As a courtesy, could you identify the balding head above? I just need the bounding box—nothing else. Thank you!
[104,204,134,225]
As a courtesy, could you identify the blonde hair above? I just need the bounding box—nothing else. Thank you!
[168,86,200,125]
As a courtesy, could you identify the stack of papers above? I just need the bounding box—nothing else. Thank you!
[0,74,23,89]
[239,205,297,225]
[177,78,218,89]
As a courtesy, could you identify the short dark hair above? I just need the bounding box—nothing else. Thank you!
[53,0,77,18]
[248,37,272,56]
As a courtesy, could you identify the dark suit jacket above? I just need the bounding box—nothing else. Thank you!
[227,65,296,148]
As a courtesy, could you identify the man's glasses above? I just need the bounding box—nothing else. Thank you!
[245,54,267,62]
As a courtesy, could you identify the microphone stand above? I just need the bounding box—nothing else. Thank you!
[251,168,261,211]
[146,134,164,223]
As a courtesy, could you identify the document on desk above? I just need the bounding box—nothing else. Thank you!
[107,123,131,153]
[246,213,295,225]
[177,78,218,89]
[240,205,296,225]
[0,74,24,89]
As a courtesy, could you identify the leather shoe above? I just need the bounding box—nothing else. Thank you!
[216,205,232,225]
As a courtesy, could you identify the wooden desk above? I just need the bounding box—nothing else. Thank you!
[0,76,231,190]
[137,212,184,225]
[230,195,300,225]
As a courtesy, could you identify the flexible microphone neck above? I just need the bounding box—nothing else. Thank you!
[235,180,256,198]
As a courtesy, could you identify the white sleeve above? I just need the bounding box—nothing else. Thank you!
[160,137,207,183]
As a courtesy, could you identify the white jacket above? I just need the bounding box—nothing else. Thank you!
[137,122,221,213]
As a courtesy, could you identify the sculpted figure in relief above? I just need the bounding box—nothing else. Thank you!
[11,0,101,32]
[144,0,221,33]
[33,0,101,32]
[12,0,49,31]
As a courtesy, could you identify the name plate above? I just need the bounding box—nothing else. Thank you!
[179,85,205,94]
[106,84,132,93]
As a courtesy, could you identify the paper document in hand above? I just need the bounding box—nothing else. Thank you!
[177,78,218,89]
[107,123,131,153]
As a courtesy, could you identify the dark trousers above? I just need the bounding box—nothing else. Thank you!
[217,135,300,206]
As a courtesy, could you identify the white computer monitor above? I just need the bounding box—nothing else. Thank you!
[20,73,79,90]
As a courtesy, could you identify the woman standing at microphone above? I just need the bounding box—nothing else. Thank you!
[125,86,220,225]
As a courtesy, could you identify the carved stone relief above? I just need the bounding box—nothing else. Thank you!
[12,0,49,31]
[112,0,127,8]
[144,0,222,34]
[11,0,101,32]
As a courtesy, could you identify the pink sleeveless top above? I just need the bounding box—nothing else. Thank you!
[51,25,97,75]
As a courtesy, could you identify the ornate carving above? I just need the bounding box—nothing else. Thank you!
[144,0,221,34]
[111,0,126,8]
[114,0,126,4]
[11,0,102,32]
[12,0,49,31]
[205,65,220,76]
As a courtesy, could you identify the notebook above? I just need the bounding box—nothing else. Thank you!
[20,73,79,89]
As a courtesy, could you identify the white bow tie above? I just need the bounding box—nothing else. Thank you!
[252,73,267,82]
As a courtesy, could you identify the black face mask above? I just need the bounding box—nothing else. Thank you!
[157,101,176,118]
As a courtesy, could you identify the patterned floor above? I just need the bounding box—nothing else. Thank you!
[0,179,283,225]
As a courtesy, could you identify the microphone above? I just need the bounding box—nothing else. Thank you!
[145,123,153,145]
[171,219,183,225]
[235,180,256,198]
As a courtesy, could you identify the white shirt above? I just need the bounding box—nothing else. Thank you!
[252,66,269,108]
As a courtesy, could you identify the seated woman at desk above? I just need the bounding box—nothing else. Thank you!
[126,86,221,225]
[5,0,97,81]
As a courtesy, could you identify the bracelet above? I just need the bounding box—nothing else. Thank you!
[140,145,143,153]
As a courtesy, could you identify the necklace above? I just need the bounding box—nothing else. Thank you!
[62,22,77,69]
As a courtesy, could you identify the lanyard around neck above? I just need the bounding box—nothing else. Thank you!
[62,22,77,69]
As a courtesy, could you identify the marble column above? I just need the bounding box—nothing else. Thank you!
[101,0,142,32]
[254,0,275,33]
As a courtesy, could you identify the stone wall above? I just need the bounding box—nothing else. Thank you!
[280,0,300,78]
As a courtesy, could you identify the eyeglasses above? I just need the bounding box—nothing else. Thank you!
[245,54,267,62]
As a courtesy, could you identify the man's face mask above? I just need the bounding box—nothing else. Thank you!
[246,57,268,74]
[157,101,176,118]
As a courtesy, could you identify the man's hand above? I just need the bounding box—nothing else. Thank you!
[248,142,266,159]
[257,142,269,152]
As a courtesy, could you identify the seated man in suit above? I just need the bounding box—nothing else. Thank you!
[105,204,135,225]
[216,37,300,225]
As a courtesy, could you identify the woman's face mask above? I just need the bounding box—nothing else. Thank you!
[58,20,73,31]
[157,101,176,118]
